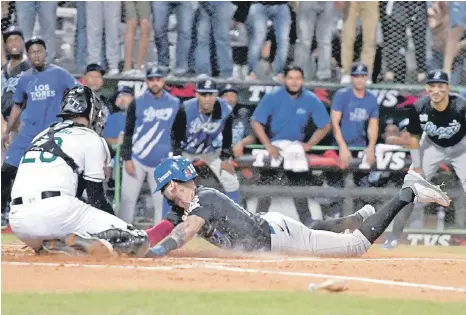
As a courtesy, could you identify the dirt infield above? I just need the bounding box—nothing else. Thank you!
[2,243,466,302]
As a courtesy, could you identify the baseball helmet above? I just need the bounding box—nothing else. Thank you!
[57,86,107,136]
[153,157,198,193]
[3,26,24,42]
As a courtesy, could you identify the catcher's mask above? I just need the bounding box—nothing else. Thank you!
[57,85,107,136]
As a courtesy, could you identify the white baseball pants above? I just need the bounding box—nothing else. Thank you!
[9,195,129,251]
[118,158,164,224]
[261,212,371,256]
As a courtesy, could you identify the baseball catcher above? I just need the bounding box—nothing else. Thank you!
[145,157,450,257]
[9,86,149,256]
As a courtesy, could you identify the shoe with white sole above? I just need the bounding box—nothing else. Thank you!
[402,170,451,207]
[382,237,398,250]
[355,205,376,221]
[42,239,84,256]
[65,232,113,256]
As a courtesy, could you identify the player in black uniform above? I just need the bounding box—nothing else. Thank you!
[383,70,466,248]
[145,157,450,257]
[1,26,30,140]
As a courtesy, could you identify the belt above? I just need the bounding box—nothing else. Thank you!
[11,191,61,205]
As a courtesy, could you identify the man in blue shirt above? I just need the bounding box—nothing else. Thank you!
[328,63,379,218]
[103,85,134,145]
[119,68,181,225]
[250,64,331,224]
[1,36,77,226]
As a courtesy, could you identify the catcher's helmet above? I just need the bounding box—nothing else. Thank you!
[57,86,107,136]
[153,157,198,193]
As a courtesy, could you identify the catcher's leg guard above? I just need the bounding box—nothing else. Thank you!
[91,228,150,257]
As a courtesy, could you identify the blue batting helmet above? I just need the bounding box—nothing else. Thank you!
[153,157,198,193]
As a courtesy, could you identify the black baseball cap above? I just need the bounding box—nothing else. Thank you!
[196,78,218,93]
[146,67,167,79]
[426,70,449,84]
[86,63,106,75]
[219,83,238,96]
[25,36,46,52]
[3,26,24,42]
[351,63,369,76]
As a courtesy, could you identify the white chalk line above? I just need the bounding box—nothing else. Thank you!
[3,261,466,294]
[184,263,466,294]
[163,257,466,263]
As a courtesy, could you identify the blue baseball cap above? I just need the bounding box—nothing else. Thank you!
[146,67,167,79]
[219,83,238,96]
[153,157,198,193]
[351,63,369,76]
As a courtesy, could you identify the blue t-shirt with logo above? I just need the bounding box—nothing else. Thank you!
[12,64,77,136]
[104,111,126,139]
[251,86,330,142]
[132,90,180,167]
[331,87,379,146]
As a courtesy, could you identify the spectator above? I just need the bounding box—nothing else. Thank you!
[328,63,379,216]
[1,37,77,227]
[380,1,427,83]
[195,2,234,78]
[153,2,194,77]
[122,2,151,76]
[80,63,116,114]
[104,86,134,145]
[427,2,465,86]
[339,1,378,84]
[250,65,331,225]
[15,1,57,64]
[443,1,466,81]
[231,2,251,79]
[86,2,121,75]
[294,2,335,81]
[247,2,291,81]
[218,84,255,156]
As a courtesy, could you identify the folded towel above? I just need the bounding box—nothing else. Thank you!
[272,140,309,172]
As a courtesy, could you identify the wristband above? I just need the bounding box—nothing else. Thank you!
[410,149,421,168]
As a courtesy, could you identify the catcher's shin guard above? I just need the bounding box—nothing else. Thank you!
[91,227,150,257]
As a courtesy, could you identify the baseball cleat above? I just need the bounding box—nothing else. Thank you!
[65,232,113,256]
[42,239,84,256]
[355,205,376,221]
[382,238,398,250]
[402,170,451,207]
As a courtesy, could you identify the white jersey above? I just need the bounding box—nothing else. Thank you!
[11,121,111,199]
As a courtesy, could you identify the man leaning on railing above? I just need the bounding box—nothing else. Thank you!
[250,64,331,226]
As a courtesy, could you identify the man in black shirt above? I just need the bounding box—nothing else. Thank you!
[383,70,466,249]
[145,157,450,257]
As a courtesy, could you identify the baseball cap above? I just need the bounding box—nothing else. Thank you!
[351,63,369,76]
[426,70,449,84]
[3,26,24,42]
[25,36,46,52]
[146,67,167,79]
[115,85,134,97]
[398,118,409,131]
[196,78,218,93]
[86,63,106,75]
[219,83,238,96]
